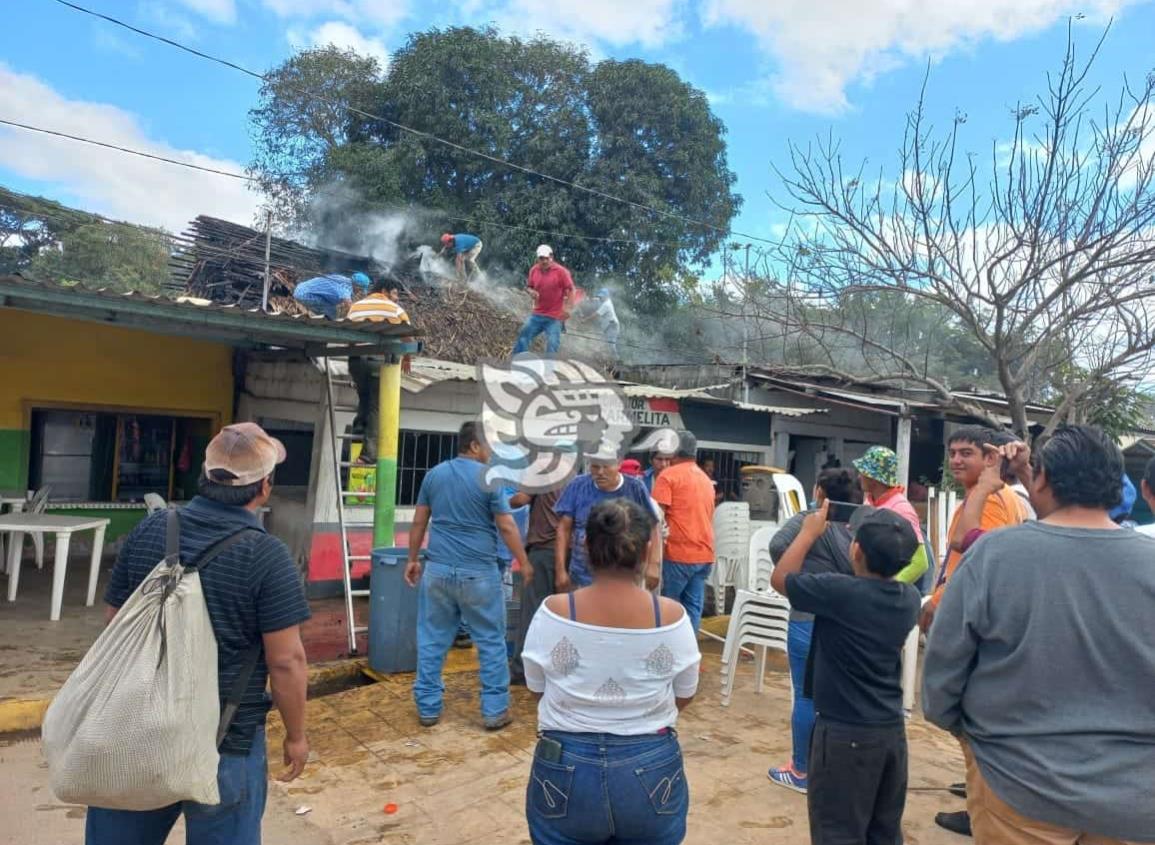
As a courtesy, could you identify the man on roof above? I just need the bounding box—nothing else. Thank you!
[438,232,483,282]
[512,244,574,356]
[578,287,621,360]
[292,271,372,320]
[346,281,410,467]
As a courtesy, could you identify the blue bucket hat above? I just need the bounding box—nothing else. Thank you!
[351,271,371,289]
[596,288,610,298]
[1109,474,1137,522]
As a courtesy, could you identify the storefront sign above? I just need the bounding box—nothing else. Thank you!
[628,396,683,430]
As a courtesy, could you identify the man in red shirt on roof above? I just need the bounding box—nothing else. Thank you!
[512,244,574,355]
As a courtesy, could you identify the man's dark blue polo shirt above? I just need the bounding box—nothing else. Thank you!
[105,496,310,755]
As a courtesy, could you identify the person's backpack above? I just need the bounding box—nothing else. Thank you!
[43,510,261,810]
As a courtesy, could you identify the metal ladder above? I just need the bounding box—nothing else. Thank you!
[322,357,374,655]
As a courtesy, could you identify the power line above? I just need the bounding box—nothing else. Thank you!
[49,0,782,248]
[0,116,693,249]
[0,118,253,181]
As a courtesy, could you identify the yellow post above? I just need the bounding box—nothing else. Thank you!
[373,356,402,547]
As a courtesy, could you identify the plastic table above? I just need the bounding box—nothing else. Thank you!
[0,514,110,621]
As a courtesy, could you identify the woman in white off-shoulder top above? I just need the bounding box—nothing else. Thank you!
[521,497,701,845]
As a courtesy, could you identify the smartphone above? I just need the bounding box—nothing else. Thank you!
[535,737,563,763]
[826,500,861,523]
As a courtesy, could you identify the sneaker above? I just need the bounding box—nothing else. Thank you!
[418,714,440,728]
[949,782,968,799]
[767,765,808,794]
[935,810,973,837]
[484,711,513,731]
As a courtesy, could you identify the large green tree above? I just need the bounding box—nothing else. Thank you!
[249,27,741,312]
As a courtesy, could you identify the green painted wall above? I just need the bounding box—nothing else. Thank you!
[0,428,30,491]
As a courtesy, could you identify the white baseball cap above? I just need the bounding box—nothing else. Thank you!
[535,244,553,258]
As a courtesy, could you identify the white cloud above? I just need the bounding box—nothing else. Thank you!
[263,0,409,30]
[289,20,391,67]
[0,64,259,232]
[173,0,236,24]
[702,0,1142,113]
[481,0,685,49]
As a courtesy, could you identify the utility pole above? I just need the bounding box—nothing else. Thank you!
[741,243,752,404]
[260,209,272,312]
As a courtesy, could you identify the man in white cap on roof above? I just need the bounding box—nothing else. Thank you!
[92,422,311,845]
[512,245,574,355]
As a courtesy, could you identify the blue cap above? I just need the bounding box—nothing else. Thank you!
[351,271,371,289]
[1110,474,1137,521]
[597,288,610,298]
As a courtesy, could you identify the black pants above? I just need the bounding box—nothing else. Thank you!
[348,356,379,463]
[807,717,907,845]
[509,545,556,683]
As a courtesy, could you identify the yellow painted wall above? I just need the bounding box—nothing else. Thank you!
[0,310,234,429]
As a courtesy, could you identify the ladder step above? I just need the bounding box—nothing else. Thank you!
[348,589,370,598]
[352,625,368,635]
[333,404,360,412]
[339,461,375,468]
[336,433,364,440]
[347,554,372,561]
[341,490,376,497]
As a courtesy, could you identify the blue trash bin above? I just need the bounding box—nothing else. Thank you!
[369,547,421,674]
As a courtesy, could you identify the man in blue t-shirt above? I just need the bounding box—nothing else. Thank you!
[292,272,372,319]
[405,421,530,731]
[555,457,661,590]
[438,232,483,281]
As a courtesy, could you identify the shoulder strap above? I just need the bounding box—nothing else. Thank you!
[164,509,181,566]
[217,643,262,748]
[652,591,661,627]
[568,590,577,622]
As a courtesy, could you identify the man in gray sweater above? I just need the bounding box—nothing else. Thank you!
[923,425,1155,844]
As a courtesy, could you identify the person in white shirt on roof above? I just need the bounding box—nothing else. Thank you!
[521,497,701,845]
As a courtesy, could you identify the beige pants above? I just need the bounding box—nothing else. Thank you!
[963,744,1142,845]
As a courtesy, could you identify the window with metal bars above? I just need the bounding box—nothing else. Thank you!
[396,430,459,505]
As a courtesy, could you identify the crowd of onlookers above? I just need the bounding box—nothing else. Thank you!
[79,419,1155,845]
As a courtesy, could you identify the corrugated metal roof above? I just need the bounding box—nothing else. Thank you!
[732,401,826,418]
[619,382,731,400]
[403,358,477,393]
[0,274,422,352]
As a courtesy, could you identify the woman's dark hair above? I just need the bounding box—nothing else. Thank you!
[585,498,655,576]
[197,470,265,506]
[1035,425,1123,510]
[1145,456,1155,492]
[816,466,862,503]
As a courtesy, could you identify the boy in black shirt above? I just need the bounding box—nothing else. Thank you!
[770,502,921,845]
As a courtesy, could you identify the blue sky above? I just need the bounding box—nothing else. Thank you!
[3,0,1154,259]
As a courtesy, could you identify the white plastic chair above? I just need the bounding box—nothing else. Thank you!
[772,474,807,522]
[901,595,932,716]
[707,502,750,621]
[720,588,791,705]
[27,486,51,570]
[746,525,778,592]
[143,493,168,514]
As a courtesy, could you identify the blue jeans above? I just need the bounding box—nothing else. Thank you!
[85,727,267,845]
[513,314,563,354]
[414,561,509,719]
[660,561,712,633]
[787,619,815,773]
[527,731,688,845]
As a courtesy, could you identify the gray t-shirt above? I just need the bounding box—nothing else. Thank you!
[923,521,1155,840]
[769,512,854,622]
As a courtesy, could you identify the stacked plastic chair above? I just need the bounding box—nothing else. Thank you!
[709,502,751,613]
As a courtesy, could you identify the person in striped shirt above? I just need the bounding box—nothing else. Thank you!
[346,281,410,465]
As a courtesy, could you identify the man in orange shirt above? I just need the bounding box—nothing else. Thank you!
[923,425,1025,838]
[652,431,716,632]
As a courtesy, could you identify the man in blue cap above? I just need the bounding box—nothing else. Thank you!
[292,271,372,319]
